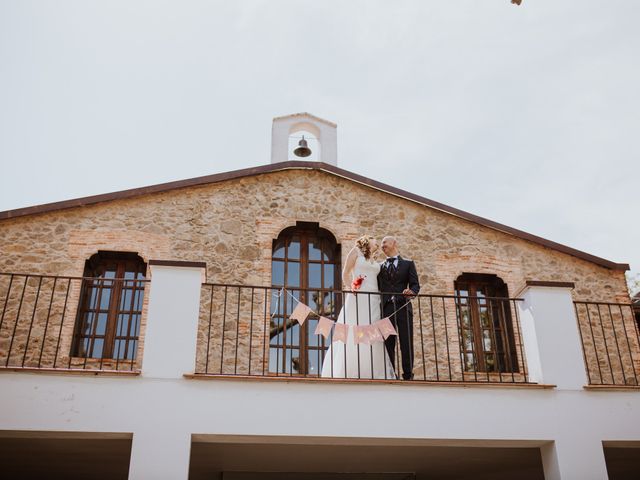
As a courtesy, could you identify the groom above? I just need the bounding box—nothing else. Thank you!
[377,236,420,380]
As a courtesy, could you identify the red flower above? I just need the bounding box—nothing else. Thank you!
[351,275,366,292]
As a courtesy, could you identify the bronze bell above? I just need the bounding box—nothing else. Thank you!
[293,136,312,158]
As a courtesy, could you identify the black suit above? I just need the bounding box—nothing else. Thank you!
[377,256,420,380]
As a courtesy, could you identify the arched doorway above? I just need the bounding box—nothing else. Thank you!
[270,222,341,375]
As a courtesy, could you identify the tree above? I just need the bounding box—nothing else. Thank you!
[626,271,640,297]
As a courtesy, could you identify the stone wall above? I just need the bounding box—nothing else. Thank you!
[0,168,634,379]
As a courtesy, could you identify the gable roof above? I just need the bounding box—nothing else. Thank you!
[0,161,629,271]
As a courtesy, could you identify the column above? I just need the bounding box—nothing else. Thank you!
[516,281,588,389]
[142,260,206,378]
[541,438,609,480]
[128,429,191,480]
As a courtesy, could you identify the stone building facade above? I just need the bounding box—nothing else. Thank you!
[0,162,635,383]
[0,164,630,299]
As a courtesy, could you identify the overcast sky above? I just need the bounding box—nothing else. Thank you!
[1,1,638,286]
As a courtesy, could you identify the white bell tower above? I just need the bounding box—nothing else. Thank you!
[270,112,338,166]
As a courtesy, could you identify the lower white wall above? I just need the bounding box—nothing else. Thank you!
[1,373,638,444]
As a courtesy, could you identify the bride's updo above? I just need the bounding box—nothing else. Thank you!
[355,235,375,260]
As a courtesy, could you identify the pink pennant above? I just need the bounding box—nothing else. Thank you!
[289,302,312,325]
[332,323,349,343]
[353,325,369,345]
[314,316,335,339]
[367,324,384,344]
[374,317,397,340]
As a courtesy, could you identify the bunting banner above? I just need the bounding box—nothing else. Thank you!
[314,316,334,339]
[374,317,398,340]
[367,324,385,344]
[289,302,312,325]
[353,324,386,345]
[353,325,369,345]
[287,297,399,345]
[333,323,349,343]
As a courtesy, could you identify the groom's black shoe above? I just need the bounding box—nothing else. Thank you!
[402,374,414,381]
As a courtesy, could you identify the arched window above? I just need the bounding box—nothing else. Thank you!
[72,251,146,360]
[455,273,518,373]
[270,222,341,375]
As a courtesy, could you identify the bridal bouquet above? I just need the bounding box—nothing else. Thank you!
[351,274,366,292]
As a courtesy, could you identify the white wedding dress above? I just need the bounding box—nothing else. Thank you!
[320,251,396,379]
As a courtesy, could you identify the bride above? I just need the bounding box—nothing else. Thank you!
[320,236,396,379]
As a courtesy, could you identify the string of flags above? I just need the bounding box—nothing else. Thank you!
[280,290,401,346]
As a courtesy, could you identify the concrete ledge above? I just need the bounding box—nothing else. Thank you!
[514,280,575,297]
[583,384,640,391]
[602,440,640,447]
[0,430,132,440]
[0,366,140,376]
[148,260,207,268]
[183,373,557,389]
[191,433,549,448]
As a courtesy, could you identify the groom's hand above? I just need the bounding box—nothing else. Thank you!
[402,288,415,297]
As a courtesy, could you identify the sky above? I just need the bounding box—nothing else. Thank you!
[0,1,638,289]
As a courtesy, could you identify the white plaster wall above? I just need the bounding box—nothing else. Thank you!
[1,374,639,444]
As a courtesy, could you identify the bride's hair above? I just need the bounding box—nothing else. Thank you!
[355,235,374,260]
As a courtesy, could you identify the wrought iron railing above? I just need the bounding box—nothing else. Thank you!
[196,284,530,384]
[574,301,640,386]
[0,272,148,372]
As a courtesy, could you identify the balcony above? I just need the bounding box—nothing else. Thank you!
[1,269,638,388]
[0,272,147,374]
[194,283,531,385]
[574,300,640,387]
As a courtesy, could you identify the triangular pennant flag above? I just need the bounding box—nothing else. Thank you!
[314,316,335,339]
[353,325,369,345]
[289,302,312,325]
[374,317,397,340]
[332,323,349,343]
[367,324,384,344]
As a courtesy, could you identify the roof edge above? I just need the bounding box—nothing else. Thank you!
[272,112,337,128]
[0,161,630,272]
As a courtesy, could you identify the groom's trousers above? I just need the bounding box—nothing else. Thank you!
[383,297,414,380]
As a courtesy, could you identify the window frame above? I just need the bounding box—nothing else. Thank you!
[454,273,519,374]
[71,251,147,361]
[270,222,341,375]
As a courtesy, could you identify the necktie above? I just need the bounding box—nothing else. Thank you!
[387,258,397,272]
